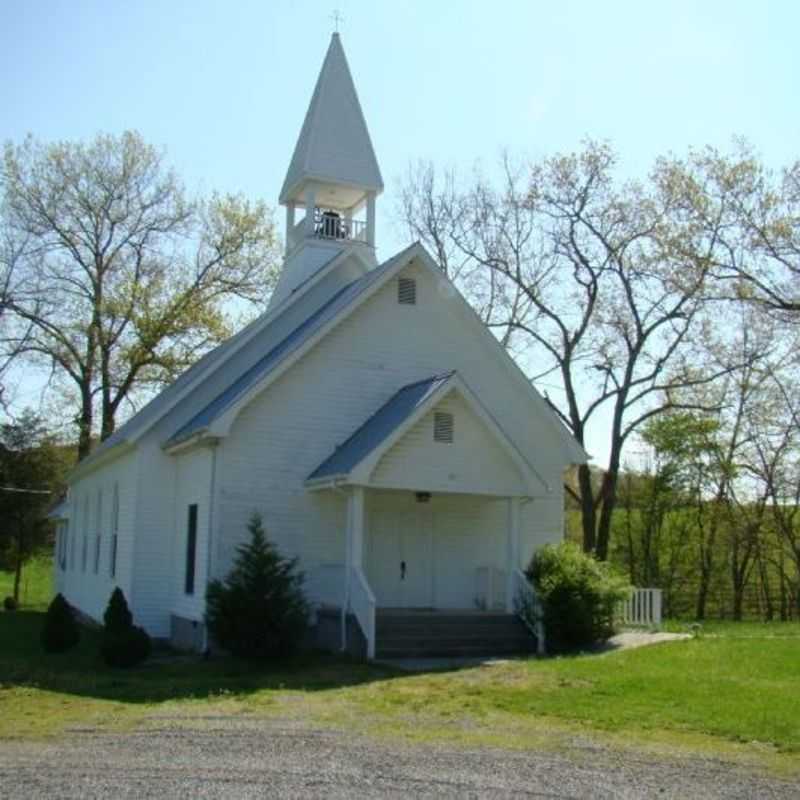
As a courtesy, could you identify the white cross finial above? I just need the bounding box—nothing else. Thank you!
[331,9,343,33]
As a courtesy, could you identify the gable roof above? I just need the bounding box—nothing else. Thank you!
[307,373,454,482]
[166,244,416,447]
[75,240,585,479]
[306,371,551,494]
[279,33,383,204]
[161,241,585,464]
[73,246,368,478]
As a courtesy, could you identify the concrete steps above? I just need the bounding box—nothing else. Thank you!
[375,610,537,659]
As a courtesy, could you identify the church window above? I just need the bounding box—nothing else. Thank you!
[81,495,89,572]
[398,277,416,305]
[434,412,454,443]
[110,483,119,579]
[185,504,198,595]
[93,489,103,574]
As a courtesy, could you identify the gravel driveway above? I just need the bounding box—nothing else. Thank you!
[1,718,797,799]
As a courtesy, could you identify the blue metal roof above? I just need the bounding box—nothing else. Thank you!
[167,247,414,446]
[307,372,454,481]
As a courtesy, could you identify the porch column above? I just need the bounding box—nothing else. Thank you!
[348,486,366,572]
[505,496,521,612]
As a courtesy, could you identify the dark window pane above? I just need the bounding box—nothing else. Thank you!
[185,504,198,595]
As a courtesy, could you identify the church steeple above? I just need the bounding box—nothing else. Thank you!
[271,34,382,309]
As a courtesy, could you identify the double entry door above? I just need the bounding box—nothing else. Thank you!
[367,509,434,608]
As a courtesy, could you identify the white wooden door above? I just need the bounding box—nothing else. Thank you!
[367,509,434,608]
[367,511,403,607]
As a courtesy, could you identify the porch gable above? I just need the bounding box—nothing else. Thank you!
[305,371,548,497]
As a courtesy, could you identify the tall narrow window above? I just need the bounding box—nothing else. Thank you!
[70,514,76,570]
[62,522,69,570]
[185,504,198,595]
[81,495,89,572]
[93,489,103,574]
[110,483,119,579]
[58,524,66,570]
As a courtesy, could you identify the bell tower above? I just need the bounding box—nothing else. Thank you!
[270,33,383,309]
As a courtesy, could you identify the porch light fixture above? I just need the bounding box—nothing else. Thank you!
[415,491,431,503]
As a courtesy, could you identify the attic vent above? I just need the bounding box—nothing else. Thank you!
[398,277,417,305]
[434,412,454,443]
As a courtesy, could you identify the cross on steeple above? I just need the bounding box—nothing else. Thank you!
[331,9,343,33]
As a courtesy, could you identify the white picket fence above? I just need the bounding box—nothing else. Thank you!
[621,588,663,626]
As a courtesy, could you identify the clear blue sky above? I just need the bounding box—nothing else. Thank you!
[2,1,798,461]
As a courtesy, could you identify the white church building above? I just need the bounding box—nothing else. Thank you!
[53,34,586,659]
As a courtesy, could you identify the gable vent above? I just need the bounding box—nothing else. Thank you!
[434,411,454,443]
[398,277,417,305]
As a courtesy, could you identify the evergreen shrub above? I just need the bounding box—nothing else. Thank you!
[3,596,17,612]
[41,593,80,652]
[100,588,151,667]
[526,542,632,652]
[205,513,309,660]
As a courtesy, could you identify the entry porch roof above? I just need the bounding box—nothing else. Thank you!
[305,371,549,496]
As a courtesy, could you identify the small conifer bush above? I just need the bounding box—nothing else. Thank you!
[100,588,151,668]
[104,587,133,631]
[526,542,632,652]
[41,593,80,652]
[205,512,309,660]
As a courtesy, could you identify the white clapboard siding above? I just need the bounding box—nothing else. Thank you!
[371,393,527,496]
[57,449,139,625]
[63,253,574,635]
[213,260,571,599]
[170,447,214,622]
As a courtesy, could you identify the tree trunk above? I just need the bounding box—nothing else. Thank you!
[695,573,709,620]
[12,520,25,603]
[595,467,619,561]
[732,581,745,622]
[577,463,596,553]
[77,383,94,461]
[757,552,773,622]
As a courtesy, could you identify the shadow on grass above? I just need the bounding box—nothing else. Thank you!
[0,609,404,707]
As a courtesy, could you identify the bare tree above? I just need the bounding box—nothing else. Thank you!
[398,142,724,559]
[2,132,281,459]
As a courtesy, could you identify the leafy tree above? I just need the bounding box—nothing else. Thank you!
[1,131,281,459]
[0,409,71,602]
[206,513,309,660]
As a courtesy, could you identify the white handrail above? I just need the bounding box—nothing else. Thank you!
[621,588,663,626]
[512,569,546,656]
[350,566,376,659]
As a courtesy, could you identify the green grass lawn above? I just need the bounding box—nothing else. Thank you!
[0,556,53,610]
[1,560,799,774]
